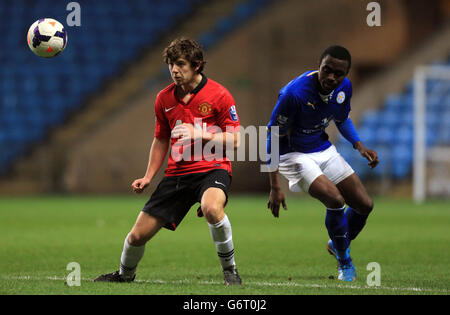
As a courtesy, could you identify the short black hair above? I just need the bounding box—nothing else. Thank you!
[319,45,351,71]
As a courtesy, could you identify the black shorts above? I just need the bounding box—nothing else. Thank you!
[142,169,231,231]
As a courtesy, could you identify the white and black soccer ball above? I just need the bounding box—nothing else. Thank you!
[27,18,68,58]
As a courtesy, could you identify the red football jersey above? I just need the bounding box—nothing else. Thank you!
[154,75,240,176]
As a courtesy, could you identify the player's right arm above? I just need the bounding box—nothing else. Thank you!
[132,137,170,193]
[132,92,171,193]
[268,169,287,218]
[266,91,296,217]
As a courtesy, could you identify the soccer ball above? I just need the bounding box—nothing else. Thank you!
[27,18,68,58]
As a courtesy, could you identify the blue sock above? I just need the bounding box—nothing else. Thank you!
[346,207,369,241]
[325,206,350,259]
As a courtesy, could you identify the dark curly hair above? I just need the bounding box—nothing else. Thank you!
[163,37,206,73]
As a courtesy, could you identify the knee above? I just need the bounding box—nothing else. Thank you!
[201,202,224,224]
[309,179,345,209]
[356,198,374,215]
[322,192,346,209]
[127,231,149,247]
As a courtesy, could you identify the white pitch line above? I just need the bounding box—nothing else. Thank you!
[1,275,448,294]
[243,280,449,293]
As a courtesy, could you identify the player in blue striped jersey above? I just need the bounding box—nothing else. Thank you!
[266,46,379,282]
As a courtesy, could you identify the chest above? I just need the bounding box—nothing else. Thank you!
[298,93,342,127]
[163,96,219,128]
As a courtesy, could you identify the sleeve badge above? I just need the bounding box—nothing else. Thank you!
[229,105,238,121]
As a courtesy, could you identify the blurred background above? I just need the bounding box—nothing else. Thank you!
[0,0,449,201]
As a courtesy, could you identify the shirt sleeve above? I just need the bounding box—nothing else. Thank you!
[266,91,298,158]
[154,93,171,139]
[333,80,360,145]
[216,90,240,133]
[335,117,361,145]
[267,91,297,136]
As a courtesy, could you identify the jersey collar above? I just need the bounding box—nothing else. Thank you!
[319,91,333,103]
[191,73,207,95]
[173,73,208,105]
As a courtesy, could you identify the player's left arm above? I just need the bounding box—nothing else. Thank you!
[171,123,240,149]
[335,118,379,169]
[171,92,240,150]
[202,129,240,149]
[208,91,240,150]
[354,140,379,169]
[334,81,378,168]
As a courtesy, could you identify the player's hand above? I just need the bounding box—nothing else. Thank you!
[131,177,151,194]
[355,142,379,168]
[171,123,200,142]
[267,188,287,218]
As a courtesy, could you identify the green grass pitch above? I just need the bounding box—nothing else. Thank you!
[0,195,448,295]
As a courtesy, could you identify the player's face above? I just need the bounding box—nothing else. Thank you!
[168,57,198,86]
[318,55,349,94]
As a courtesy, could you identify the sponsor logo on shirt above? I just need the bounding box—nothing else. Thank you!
[301,116,333,133]
[276,114,288,127]
[165,106,176,112]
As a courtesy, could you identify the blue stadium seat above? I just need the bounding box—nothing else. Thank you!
[234,2,256,23]
[356,59,450,180]
[384,94,402,112]
[349,155,370,178]
[360,110,379,129]
[356,126,375,145]
[198,32,219,50]
[379,110,399,128]
[336,141,352,156]
[395,125,413,145]
[375,126,395,144]
[426,111,440,130]
[390,143,412,178]
[402,111,414,127]
[436,125,450,144]
[215,17,238,37]
[392,162,411,179]
[0,0,274,174]
[371,145,392,177]
[1,93,19,108]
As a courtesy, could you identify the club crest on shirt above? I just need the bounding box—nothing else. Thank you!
[229,105,238,121]
[198,102,212,116]
[336,91,346,104]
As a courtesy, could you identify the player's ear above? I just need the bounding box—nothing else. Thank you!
[345,61,351,75]
[193,61,202,73]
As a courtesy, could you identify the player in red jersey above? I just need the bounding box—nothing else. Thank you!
[94,38,242,285]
